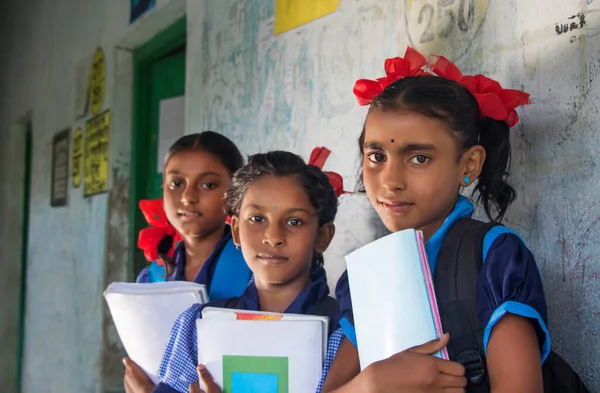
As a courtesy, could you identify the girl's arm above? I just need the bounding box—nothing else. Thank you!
[324,334,467,393]
[123,358,155,393]
[321,338,361,392]
[486,314,543,393]
[478,233,549,393]
[153,304,204,393]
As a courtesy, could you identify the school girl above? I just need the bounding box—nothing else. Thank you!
[135,132,251,300]
[129,151,341,393]
[124,132,253,392]
[322,49,548,393]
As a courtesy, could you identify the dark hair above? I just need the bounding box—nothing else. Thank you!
[164,131,244,175]
[357,75,515,221]
[225,151,338,272]
[159,131,244,275]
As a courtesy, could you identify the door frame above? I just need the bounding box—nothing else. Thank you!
[17,122,32,393]
[128,17,187,279]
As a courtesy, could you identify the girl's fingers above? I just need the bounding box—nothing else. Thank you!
[197,365,221,393]
[435,357,466,377]
[436,373,468,388]
[188,383,204,393]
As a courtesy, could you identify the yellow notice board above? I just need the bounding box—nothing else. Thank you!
[72,128,84,188]
[84,110,110,196]
[89,47,106,116]
[274,0,340,35]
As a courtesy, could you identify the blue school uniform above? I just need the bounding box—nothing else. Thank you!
[333,195,550,364]
[153,266,341,393]
[136,226,252,301]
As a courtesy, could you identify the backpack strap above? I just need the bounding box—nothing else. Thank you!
[208,239,252,300]
[434,218,500,393]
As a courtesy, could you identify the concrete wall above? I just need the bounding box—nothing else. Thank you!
[186,0,600,390]
[0,0,599,391]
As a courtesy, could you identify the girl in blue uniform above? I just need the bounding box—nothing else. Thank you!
[124,132,253,393]
[142,151,341,393]
[322,50,548,393]
[135,132,251,301]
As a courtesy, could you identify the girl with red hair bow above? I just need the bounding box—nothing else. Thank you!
[324,48,550,393]
[135,132,251,298]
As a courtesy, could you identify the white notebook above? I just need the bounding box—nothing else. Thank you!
[201,307,330,359]
[197,316,325,393]
[104,281,208,383]
[345,229,447,370]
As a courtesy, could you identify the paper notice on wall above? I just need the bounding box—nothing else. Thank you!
[84,111,110,197]
[158,96,185,173]
[274,0,340,35]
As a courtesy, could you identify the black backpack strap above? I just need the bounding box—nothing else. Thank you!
[434,218,500,393]
[311,296,340,336]
[542,352,590,393]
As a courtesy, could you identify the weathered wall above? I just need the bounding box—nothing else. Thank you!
[186,0,600,389]
[0,0,184,392]
[0,1,130,391]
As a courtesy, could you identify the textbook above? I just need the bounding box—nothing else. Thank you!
[197,308,327,393]
[345,229,447,370]
[104,281,208,383]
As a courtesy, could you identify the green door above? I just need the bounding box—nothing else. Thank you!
[146,49,186,199]
[130,18,186,278]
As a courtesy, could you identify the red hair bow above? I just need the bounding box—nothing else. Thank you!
[431,56,530,127]
[137,199,182,264]
[353,47,428,106]
[309,147,349,198]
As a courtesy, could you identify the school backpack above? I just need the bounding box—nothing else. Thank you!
[434,218,589,393]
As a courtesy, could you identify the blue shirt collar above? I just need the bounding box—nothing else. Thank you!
[170,226,232,287]
[425,195,474,273]
[235,266,331,315]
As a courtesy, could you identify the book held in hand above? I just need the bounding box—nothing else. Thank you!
[104,281,208,383]
[197,308,328,393]
[345,229,447,370]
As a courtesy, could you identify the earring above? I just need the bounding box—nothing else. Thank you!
[235,245,241,251]
[463,176,470,186]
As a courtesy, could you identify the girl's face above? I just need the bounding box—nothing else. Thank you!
[163,150,231,238]
[362,110,483,239]
[231,175,334,286]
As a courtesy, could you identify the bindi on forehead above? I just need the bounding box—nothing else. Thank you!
[391,139,395,143]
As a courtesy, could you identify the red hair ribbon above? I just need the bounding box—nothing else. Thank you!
[137,199,182,264]
[431,56,530,127]
[353,47,531,127]
[353,47,428,106]
[309,147,350,198]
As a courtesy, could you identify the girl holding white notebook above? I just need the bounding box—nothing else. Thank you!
[124,132,252,392]
[145,151,343,393]
[322,48,549,393]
